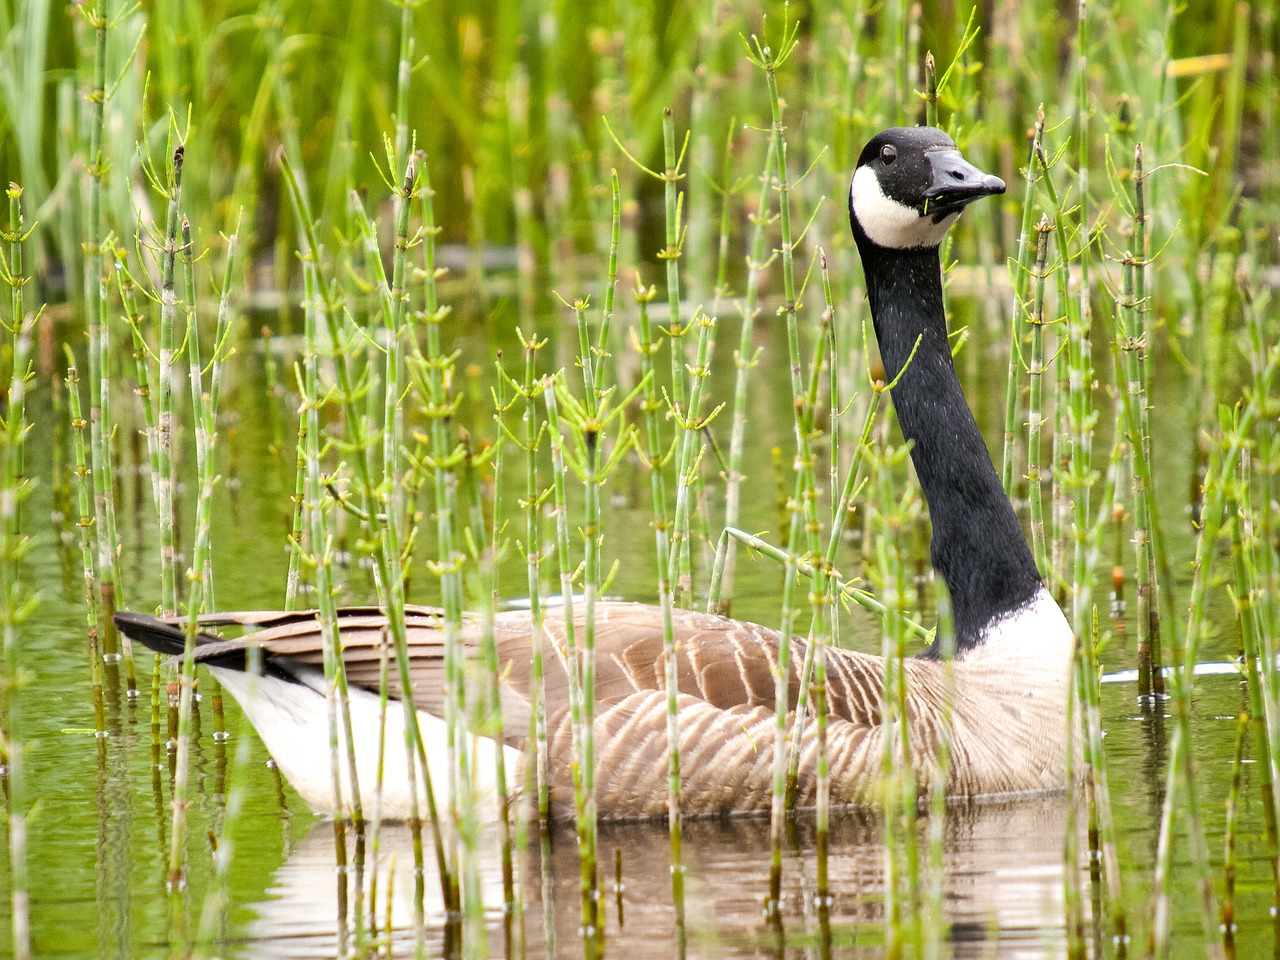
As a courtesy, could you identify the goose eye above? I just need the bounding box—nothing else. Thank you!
[880,145,897,165]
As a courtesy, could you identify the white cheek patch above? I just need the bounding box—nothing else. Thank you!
[850,166,960,250]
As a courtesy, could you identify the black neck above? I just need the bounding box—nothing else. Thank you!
[854,235,1041,652]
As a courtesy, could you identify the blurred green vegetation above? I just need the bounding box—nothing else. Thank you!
[0,0,1274,305]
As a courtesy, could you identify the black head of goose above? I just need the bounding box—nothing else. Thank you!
[115,126,1074,822]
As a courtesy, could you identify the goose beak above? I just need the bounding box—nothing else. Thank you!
[923,150,1005,218]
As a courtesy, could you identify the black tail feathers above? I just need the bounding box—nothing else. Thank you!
[113,612,190,659]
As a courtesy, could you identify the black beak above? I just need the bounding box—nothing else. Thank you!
[924,149,1005,219]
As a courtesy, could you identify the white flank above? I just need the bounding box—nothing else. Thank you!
[850,166,960,250]
[971,586,1075,666]
[212,665,522,820]
[946,586,1077,793]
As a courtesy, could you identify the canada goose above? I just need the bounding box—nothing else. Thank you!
[115,126,1074,821]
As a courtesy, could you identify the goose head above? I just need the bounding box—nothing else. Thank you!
[848,126,1005,252]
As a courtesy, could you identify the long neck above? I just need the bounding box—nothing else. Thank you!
[857,240,1042,651]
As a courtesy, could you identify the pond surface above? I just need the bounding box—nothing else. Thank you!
[2,290,1273,958]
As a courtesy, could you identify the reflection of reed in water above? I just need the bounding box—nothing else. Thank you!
[234,796,1069,959]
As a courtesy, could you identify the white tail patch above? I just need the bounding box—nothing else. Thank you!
[212,666,522,820]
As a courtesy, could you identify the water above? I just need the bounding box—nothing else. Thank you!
[1,289,1272,958]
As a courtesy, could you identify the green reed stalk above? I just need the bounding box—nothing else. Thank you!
[460,440,507,951]
[633,277,685,920]
[207,222,239,439]
[1232,452,1280,855]
[512,333,550,820]
[1221,712,1247,954]
[186,225,245,957]
[782,282,839,804]
[594,171,621,393]
[1031,149,1096,636]
[922,582,955,960]
[402,168,471,901]
[1001,107,1044,495]
[811,257,840,910]
[1026,216,1052,573]
[391,0,416,175]
[710,138,775,615]
[1079,612,1128,946]
[1242,278,1278,644]
[80,0,127,675]
[65,363,106,731]
[666,308,717,594]
[749,26,807,919]
[1241,282,1280,849]
[1131,145,1161,692]
[1063,622,1084,960]
[407,152,466,920]
[169,208,243,916]
[179,216,217,614]
[156,146,185,616]
[284,414,307,611]
[299,353,362,943]
[358,150,413,546]
[1149,399,1264,957]
[573,294,602,935]
[1115,251,1157,697]
[874,439,918,960]
[115,253,160,516]
[194,642,262,954]
[660,109,692,603]
[0,183,33,960]
[280,155,454,919]
[540,382,594,934]
[923,51,937,128]
[293,256,364,947]
[468,424,518,934]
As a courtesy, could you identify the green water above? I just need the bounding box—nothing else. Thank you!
[1,290,1273,959]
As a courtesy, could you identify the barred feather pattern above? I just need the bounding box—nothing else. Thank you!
[119,594,1073,820]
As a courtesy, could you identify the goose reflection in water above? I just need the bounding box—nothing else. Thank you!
[231,796,1071,959]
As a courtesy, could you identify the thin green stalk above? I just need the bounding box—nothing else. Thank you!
[1233,452,1280,857]
[1131,145,1161,692]
[748,25,815,919]
[660,109,692,603]
[574,292,603,938]
[633,277,684,924]
[1221,712,1247,954]
[1001,107,1044,495]
[1115,251,1157,697]
[65,363,106,733]
[157,145,185,617]
[280,153,453,920]
[513,333,550,821]
[0,183,33,960]
[711,137,775,615]
[540,382,592,934]
[80,0,128,680]
[666,308,716,594]
[1025,216,1052,572]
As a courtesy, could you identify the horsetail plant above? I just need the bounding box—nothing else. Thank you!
[711,137,775,615]
[280,151,456,921]
[1001,106,1045,497]
[155,144,186,617]
[80,0,130,681]
[0,183,35,960]
[745,23,818,918]
[545,309,643,943]
[64,361,106,735]
[1024,215,1053,573]
[633,275,686,923]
